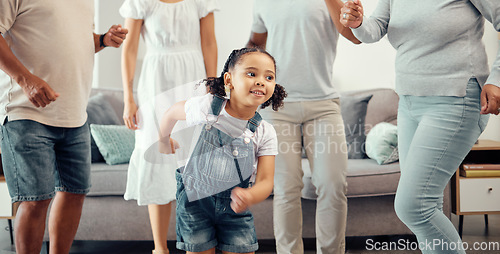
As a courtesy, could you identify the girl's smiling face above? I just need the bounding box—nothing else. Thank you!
[224,52,276,109]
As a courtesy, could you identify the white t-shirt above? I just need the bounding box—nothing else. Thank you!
[0,0,95,127]
[252,0,340,102]
[184,94,278,177]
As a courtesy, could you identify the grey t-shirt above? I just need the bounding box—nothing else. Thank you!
[353,0,500,96]
[251,0,340,102]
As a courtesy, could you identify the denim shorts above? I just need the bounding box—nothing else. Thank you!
[0,119,91,202]
[175,169,258,253]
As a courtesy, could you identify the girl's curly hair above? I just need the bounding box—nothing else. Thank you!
[204,47,287,111]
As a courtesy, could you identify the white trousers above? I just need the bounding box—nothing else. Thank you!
[261,98,348,254]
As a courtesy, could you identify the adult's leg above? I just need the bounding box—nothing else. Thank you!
[149,203,172,253]
[394,80,485,254]
[14,199,51,254]
[261,103,305,254]
[48,192,85,254]
[49,122,91,254]
[303,99,348,254]
[0,120,60,254]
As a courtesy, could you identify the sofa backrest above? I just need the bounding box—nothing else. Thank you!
[343,88,399,134]
[90,88,126,125]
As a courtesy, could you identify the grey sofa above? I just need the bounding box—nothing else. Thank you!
[48,87,450,241]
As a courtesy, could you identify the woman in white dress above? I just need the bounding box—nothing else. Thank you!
[120,0,218,253]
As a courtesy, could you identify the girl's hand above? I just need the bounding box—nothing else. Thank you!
[123,101,139,130]
[481,84,500,115]
[159,136,180,154]
[230,187,254,213]
[340,0,364,28]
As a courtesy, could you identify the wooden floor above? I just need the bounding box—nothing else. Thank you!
[1,214,499,253]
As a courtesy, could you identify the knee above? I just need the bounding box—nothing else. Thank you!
[313,176,347,201]
[273,185,303,203]
[394,192,426,227]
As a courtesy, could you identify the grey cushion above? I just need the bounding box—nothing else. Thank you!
[87,93,122,162]
[341,94,373,159]
[343,88,399,133]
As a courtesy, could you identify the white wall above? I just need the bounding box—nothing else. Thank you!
[94,0,499,141]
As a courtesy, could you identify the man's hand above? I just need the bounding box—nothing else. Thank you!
[103,25,128,48]
[19,74,59,107]
[340,0,364,28]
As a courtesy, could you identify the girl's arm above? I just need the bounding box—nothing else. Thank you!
[231,155,275,213]
[159,100,187,154]
[324,0,361,44]
[121,18,143,130]
[200,12,218,78]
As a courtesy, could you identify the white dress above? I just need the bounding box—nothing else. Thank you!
[120,0,218,205]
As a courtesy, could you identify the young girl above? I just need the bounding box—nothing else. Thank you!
[159,48,286,254]
[119,0,218,253]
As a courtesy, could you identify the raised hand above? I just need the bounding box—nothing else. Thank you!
[20,74,59,107]
[103,25,129,48]
[340,0,364,28]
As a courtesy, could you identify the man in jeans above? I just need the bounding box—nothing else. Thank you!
[0,1,127,253]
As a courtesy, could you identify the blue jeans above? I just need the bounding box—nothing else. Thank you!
[0,120,91,202]
[395,78,488,254]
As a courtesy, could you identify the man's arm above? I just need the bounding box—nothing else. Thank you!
[93,25,128,53]
[324,0,361,44]
[246,32,267,49]
[0,34,58,107]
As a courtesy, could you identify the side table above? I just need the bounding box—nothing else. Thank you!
[451,139,500,238]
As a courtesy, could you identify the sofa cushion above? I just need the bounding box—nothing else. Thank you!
[90,124,135,165]
[87,93,122,162]
[365,122,399,165]
[341,94,373,159]
[301,159,401,199]
[343,88,399,133]
[87,163,129,196]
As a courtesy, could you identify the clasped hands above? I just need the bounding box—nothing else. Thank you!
[340,0,363,28]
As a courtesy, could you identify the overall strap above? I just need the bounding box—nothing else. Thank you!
[210,95,226,117]
[247,111,262,133]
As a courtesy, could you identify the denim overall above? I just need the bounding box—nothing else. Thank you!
[179,95,262,201]
[175,95,261,252]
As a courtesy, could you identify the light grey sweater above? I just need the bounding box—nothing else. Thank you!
[352,0,500,96]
